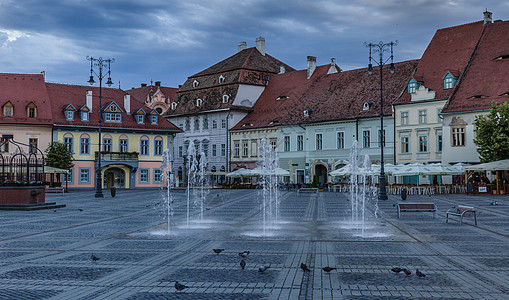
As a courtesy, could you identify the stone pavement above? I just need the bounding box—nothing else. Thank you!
[0,189,508,299]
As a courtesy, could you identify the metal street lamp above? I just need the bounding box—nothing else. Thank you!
[86,56,114,198]
[365,41,397,200]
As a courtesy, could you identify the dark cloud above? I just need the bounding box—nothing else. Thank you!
[1,0,508,89]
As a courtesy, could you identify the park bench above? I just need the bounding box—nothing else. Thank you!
[446,205,478,226]
[397,202,437,218]
[298,188,319,194]
[45,186,64,196]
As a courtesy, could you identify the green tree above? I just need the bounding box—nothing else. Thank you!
[45,141,74,170]
[474,101,509,163]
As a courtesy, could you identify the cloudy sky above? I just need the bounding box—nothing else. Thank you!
[1,1,508,90]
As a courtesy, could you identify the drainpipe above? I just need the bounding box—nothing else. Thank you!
[226,110,231,173]
[355,118,359,142]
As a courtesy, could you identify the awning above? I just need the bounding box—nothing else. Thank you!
[465,159,509,171]
[44,166,70,174]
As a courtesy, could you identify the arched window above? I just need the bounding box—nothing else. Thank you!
[196,98,203,107]
[171,102,178,110]
[3,101,13,117]
[119,135,128,153]
[211,166,217,172]
[140,135,149,155]
[220,166,225,172]
[63,133,74,153]
[154,136,163,156]
[218,75,225,84]
[80,133,90,155]
[102,134,112,152]
[192,80,199,88]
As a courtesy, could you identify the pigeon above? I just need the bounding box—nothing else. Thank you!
[213,248,224,254]
[416,269,426,278]
[91,254,100,262]
[490,201,498,206]
[240,259,246,269]
[322,267,336,273]
[174,281,188,292]
[78,209,83,212]
[53,210,57,212]
[300,263,311,272]
[238,251,250,259]
[403,268,411,276]
[258,265,270,273]
[391,267,403,274]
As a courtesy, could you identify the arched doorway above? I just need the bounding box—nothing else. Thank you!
[315,164,328,185]
[103,167,125,189]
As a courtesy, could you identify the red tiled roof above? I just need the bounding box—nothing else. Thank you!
[0,73,53,125]
[46,83,181,132]
[231,65,329,130]
[191,47,295,78]
[281,60,419,125]
[443,20,509,113]
[394,21,484,105]
[127,85,178,105]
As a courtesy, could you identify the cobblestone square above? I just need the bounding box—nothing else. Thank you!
[0,189,508,299]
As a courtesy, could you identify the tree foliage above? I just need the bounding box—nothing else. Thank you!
[45,141,74,170]
[474,101,509,163]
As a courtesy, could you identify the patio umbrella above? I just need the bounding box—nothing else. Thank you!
[392,164,440,176]
[225,168,256,177]
[251,167,290,176]
[44,166,70,174]
[465,159,509,171]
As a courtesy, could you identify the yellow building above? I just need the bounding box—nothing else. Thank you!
[47,83,180,189]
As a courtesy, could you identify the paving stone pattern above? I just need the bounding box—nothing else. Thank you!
[0,189,507,299]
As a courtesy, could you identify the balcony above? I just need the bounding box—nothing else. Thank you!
[95,152,139,161]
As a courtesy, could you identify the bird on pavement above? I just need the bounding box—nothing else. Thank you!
[300,263,311,272]
[322,267,336,273]
[78,209,83,212]
[240,259,246,270]
[174,281,188,292]
[403,268,411,276]
[490,201,498,206]
[91,254,100,262]
[391,267,403,274]
[258,265,270,273]
[213,249,224,254]
[238,251,250,259]
[416,269,426,278]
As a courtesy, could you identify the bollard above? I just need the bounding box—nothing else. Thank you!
[401,188,407,201]
[110,186,116,197]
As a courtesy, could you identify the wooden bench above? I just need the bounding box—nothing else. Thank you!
[397,202,437,218]
[45,186,64,196]
[298,188,319,194]
[446,205,478,225]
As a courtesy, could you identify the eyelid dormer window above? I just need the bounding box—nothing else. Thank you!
[219,75,225,84]
[193,80,199,88]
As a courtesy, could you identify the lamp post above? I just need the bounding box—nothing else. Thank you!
[365,41,397,200]
[87,56,114,198]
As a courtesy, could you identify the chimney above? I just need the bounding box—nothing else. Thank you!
[255,37,265,56]
[238,41,247,52]
[141,83,147,87]
[124,94,131,115]
[155,81,161,86]
[279,64,286,74]
[307,56,317,79]
[86,90,93,112]
[483,10,492,24]
[327,58,340,74]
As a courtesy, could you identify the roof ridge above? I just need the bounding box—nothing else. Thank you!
[241,48,255,69]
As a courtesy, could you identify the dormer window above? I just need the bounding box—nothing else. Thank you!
[171,102,178,110]
[27,102,37,118]
[65,110,74,120]
[193,80,199,88]
[443,72,458,89]
[218,75,225,84]
[362,102,374,111]
[196,98,203,106]
[494,54,509,60]
[81,111,89,121]
[468,95,487,100]
[136,114,144,124]
[150,115,158,125]
[3,101,13,117]
[276,96,289,101]
[222,95,229,103]
[104,112,122,122]
[407,78,417,94]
